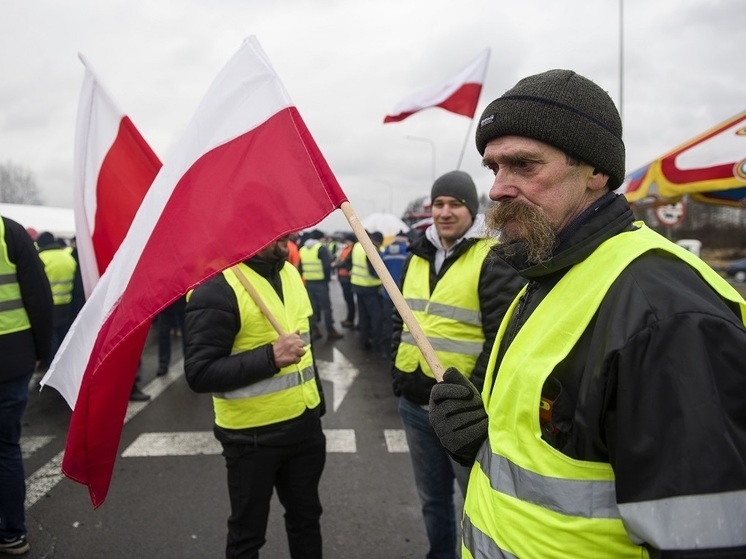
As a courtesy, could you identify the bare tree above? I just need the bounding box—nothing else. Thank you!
[0,161,43,205]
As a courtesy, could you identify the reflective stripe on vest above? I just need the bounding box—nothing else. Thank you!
[212,262,320,430]
[395,239,492,378]
[463,223,746,558]
[38,249,76,305]
[350,242,381,287]
[0,219,31,334]
[299,243,324,281]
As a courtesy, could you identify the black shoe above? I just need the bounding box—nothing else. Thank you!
[341,320,354,328]
[0,534,30,555]
[130,385,151,402]
[327,329,344,340]
[156,365,168,376]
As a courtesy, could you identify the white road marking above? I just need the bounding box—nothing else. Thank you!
[324,429,356,453]
[317,347,359,412]
[121,431,221,457]
[384,429,409,453]
[120,428,360,456]
[21,435,54,460]
[23,361,183,510]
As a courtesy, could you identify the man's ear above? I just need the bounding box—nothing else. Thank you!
[588,168,610,191]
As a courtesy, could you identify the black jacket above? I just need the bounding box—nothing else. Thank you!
[391,229,525,404]
[491,193,746,557]
[183,256,325,446]
[0,217,53,381]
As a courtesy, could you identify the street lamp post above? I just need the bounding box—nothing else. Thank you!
[373,179,394,213]
[405,135,436,183]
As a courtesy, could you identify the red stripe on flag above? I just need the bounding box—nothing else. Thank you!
[92,116,162,276]
[62,106,346,507]
[437,83,483,119]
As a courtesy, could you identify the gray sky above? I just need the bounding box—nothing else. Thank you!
[1,0,743,233]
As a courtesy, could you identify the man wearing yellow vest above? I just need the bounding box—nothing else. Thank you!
[0,216,53,556]
[35,231,77,368]
[299,229,343,341]
[183,235,326,559]
[391,171,524,559]
[429,70,746,558]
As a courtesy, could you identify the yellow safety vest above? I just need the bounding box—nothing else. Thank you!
[212,262,321,430]
[38,249,76,306]
[463,223,746,559]
[299,243,324,281]
[0,219,31,334]
[350,242,381,287]
[395,239,493,378]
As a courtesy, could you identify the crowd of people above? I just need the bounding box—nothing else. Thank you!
[3,67,746,558]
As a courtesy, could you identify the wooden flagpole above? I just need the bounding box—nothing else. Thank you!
[340,201,445,381]
[230,265,286,336]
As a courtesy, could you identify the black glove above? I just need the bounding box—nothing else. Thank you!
[429,367,488,466]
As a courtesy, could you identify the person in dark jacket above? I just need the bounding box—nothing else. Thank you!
[429,69,746,558]
[298,229,343,341]
[183,235,326,559]
[391,171,524,559]
[0,216,53,556]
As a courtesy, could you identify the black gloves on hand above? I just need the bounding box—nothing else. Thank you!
[429,367,488,466]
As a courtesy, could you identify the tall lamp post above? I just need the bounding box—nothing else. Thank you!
[373,179,394,213]
[405,135,436,184]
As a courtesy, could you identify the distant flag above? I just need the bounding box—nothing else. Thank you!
[383,48,490,123]
[621,111,746,206]
[41,36,348,507]
[73,56,162,297]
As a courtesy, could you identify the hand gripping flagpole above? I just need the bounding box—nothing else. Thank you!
[340,201,445,381]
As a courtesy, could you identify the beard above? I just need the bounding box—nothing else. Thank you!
[485,200,557,265]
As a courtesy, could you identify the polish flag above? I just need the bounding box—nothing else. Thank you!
[383,48,490,123]
[73,56,162,297]
[41,36,348,507]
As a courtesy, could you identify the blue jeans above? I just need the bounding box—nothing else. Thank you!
[0,370,33,539]
[398,396,470,559]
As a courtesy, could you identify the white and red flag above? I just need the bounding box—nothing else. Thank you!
[383,48,490,123]
[73,55,162,297]
[41,36,348,507]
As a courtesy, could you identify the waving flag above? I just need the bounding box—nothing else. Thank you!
[73,56,162,296]
[621,111,746,206]
[41,36,348,507]
[383,48,490,123]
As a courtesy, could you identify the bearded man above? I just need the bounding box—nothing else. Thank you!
[429,69,746,558]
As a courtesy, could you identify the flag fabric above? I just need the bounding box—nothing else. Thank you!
[73,55,162,297]
[383,48,490,123]
[620,111,746,206]
[41,35,348,507]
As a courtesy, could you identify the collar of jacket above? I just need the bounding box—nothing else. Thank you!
[244,255,286,278]
[493,192,635,281]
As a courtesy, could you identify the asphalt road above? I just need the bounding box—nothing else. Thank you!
[20,280,439,559]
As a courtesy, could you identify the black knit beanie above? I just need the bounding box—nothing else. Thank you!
[431,170,479,216]
[475,69,625,189]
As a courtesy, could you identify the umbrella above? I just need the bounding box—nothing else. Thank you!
[360,212,410,238]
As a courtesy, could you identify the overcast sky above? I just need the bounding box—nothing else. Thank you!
[1,0,743,233]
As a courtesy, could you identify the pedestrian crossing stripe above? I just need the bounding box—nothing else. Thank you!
[22,429,410,462]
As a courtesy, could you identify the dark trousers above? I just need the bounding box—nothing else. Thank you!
[353,285,383,352]
[305,281,335,333]
[338,277,355,323]
[221,430,326,559]
[381,297,395,360]
[157,299,185,368]
[0,370,33,539]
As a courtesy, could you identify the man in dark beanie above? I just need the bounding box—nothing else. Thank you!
[429,69,746,557]
[390,170,523,558]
